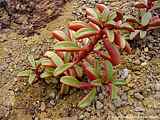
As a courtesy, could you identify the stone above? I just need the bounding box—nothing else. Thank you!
[113,98,122,108]
[119,68,129,79]
[96,101,104,110]
[134,107,145,112]
[155,83,160,91]
[144,47,149,52]
[134,93,144,101]
[79,114,85,120]
[134,59,141,65]
[40,102,46,112]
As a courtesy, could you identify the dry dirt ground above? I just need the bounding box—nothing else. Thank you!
[0,0,160,120]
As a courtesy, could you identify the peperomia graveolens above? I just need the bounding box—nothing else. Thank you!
[18,0,160,108]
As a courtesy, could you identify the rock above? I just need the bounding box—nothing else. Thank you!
[112,98,122,108]
[155,83,160,91]
[134,93,144,101]
[121,93,128,101]
[34,117,39,120]
[144,47,149,52]
[79,114,85,120]
[49,100,56,106]
[119,68,129,79]
[141,62,147,66]
[40,102,46,112]
[98,93,105,101]
[134,106,145,112]
[96,101,103,110]
[134,59,141,65]
[154,92,160,99]
[48,90,56,99]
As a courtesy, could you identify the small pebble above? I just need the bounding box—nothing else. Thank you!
[134,93,144,101]
[134,107,145,112]
[96,101,104,110]
[40,102,46,112]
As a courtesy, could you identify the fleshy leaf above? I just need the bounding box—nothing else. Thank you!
[109,11,117,20]
[134,2,147,8]
[112,84,118,99]
[74,65,83,78]
[64,52,71,63]
[82,61,99,81]
[54,63,74,76]
[120,23,135,32]
[120,36,126,49]
[113,80,126,86]
[40,71,53,78]
[104,20,116,29]
[68,21,89,31]
[53,41,84,51]
[44,51,64,66]
[102,60,113,82]
[96,3,109,13]
[104,29,114,43]
[75,28,97,39]
[52,30,69,41]
[60,76,81,88]
[28,55,36,69]
[103,38,121,66]
[28,73,36,85]
[91,79,102,86]
[141,12,152,26]
[86,8,99,19]
[78,88,96,108]
[17,70,32,77]
[140,30,147,39]
[39,58,55,67]
[130,30,140,40]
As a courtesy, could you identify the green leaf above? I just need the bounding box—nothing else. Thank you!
[91,79,102,86]
[44,51,64,66]
[60,76,81,88]
[101,7,110,22]
[158,0,160,6]
[94,42,102,50]
[53,41,83,51]
[78,88,96,108]
[86,8,99,19]
[40,71,53,78]
[54,63,74,76]
[113,80,126,86]
[104,60,113,81]
[112,84,118,100]
[109,11,117,20]
[74,65,83,78]
[140,30,147,39]
[121,36,126,49]
[104,29,114,43]
[39,58,55,67]
[52,30,69,41]
[120,23,134,32]
[83,61,99,80]
[17,70,32,77]
[141,12,152,26]
[130,30,140,40]
[28,73,36,85]
[75,28,97,39]
[64,52,71,63]
[28,55,36,69]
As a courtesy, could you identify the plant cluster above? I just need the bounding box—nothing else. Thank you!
[18,0,160,108]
